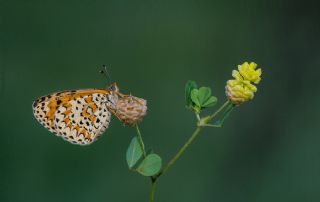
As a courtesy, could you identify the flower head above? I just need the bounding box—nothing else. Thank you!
[114,95,147,126]
[226,62,262,105]
[233,62,262,84]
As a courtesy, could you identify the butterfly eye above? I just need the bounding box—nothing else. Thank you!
[110,85,116,91]
[109,83,119,93]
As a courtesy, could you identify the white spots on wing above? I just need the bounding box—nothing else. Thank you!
[32,98,56,133]
[33,90,117,145]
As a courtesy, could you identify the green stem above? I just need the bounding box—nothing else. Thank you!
[161,126,202,176]
[199,123,222,127]
[196,113,201,121]
[208,100,230,121]
[149,127,203,201]
[160,100,230,176]
[134,124,158,202]
[149,181,157,202]
[135,124,146,157]
[148,100,231,201]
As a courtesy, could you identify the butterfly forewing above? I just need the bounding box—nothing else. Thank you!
[33,89,115,145]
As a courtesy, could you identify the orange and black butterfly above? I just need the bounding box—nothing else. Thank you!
[33,82,147,146]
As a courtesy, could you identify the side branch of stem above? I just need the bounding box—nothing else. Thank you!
[135,124,146,157]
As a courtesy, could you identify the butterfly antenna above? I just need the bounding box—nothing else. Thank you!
[100,65,112,85]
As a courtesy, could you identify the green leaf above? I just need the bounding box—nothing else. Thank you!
[191,87,217,109]
[197,87,212,106]
[186,82,217,111]
[136,154,162,177]
[201,96,217,108]
[185,80,198,107]
[190,89,200,107]
[126,137,143,169]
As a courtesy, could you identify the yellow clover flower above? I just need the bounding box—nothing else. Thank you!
[226,62,262,105]
[235,62,262,84]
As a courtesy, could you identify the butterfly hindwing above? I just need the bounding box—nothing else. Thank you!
[33,89,115,145]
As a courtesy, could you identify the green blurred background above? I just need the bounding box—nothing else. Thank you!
[1,0,320,201]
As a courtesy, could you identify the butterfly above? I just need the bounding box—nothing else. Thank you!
[32,83,147,145]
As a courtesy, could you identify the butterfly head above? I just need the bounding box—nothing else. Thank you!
[108,82,119,93]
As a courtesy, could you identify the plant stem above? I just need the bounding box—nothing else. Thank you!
[161,126,202,176]
[148,100,231,201]
[209,100,230,120]
[149,181,157,202]
[160,100,230,177]
[135,124,146,157]
[135,124,157,202]
[196,113,201,121]
[148,127,202,201]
